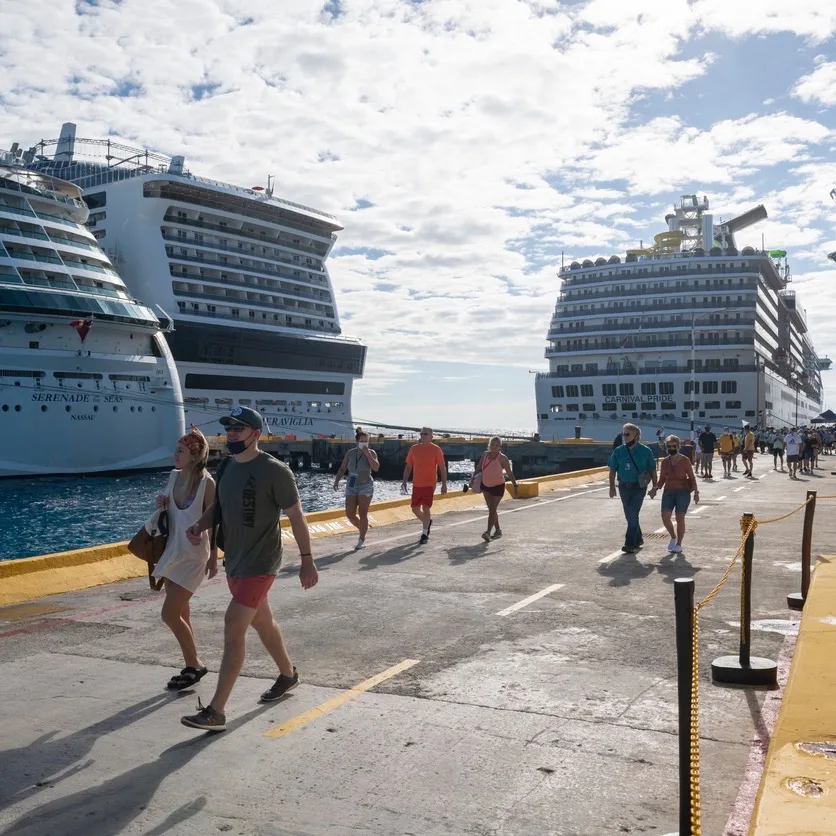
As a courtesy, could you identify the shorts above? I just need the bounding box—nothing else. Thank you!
[721,451,732,462]
[742,450,754,461]
[661,489,691,514]
[804,448,815,459]
[787,454,799,463]
[345,482,374,498]
[480,482,506,498]
[411,486,435,508]
[772,448,784,456]
[227,574,275,609]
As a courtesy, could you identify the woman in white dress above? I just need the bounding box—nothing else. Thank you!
[153,426,217,690]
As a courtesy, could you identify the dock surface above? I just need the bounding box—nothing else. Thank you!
[1,456,832,835]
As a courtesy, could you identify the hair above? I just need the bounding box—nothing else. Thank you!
[355,426,368,441]
[665,434,681,446]
[421,426,433,436]
[179,426,209,498]
[622,423,641,439]
[488,436,501,448]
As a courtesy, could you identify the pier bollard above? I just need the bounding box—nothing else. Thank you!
[674,578,696,836]
[788,491,816,610]
[711,513,778,687]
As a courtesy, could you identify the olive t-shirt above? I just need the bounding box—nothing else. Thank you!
[217,452,300,578]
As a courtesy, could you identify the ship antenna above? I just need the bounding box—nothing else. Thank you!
[266,174,274,198]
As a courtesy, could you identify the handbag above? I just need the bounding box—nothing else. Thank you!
[624,443,654,490]
[470,452,490,493]
[127,508,169,591]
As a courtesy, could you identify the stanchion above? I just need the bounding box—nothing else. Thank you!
[712,513,778,686]
[788,490,816,610]
[674,578,696,836]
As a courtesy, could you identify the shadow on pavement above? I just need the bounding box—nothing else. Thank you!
[357,541,424,570]
[596,553,655,587]
[0,705,269,836]
[655,552,701,584]
[445,543,490,565]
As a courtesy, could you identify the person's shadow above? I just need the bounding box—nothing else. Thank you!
[0,705,269,836]
[656,551,701,584]
[446,543,490,565]
[596,553,655,587]
[357,541,423,571]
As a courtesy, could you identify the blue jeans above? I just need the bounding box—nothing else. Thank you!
[618,482,646,549]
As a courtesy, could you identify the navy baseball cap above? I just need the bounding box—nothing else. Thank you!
[220,406,263,430]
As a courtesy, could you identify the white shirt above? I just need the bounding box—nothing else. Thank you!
[784,433,800,456]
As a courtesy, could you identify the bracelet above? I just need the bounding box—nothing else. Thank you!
[300,552,312,557]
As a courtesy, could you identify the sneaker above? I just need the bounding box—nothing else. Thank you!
[621,545,634,554]
[354,538,366,551]
[667,538,677,552]
[419,533,429,545]
[260,667,299,703]
[670,543,682,554]
[181,698,226,732]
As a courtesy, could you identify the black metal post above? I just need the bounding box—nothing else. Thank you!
[739,513,754,668]
[674,577,695,836]
[788,490,817,610]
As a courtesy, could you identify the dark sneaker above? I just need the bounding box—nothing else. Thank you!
[181,698,226,732]
[621,545,634,554]
[419,533,429,545]
[260,667,299,703]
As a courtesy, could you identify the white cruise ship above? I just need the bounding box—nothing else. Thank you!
[0,157,184,477]
[20,123,366,438]
[536,195,829,442]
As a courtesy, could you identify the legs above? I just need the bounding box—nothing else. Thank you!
[661,510,675,539]
[357,495,372,540]
[161,580,202,669]
[482,493,502,538]
[345,494,360,532]
[250,597,294,678]
[209,601,257,713]
[412,504,431,529]
[675,512,686,546]
[619,485,645,550]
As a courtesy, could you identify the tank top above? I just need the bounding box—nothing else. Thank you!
[480,452,505,487]
[348,448,373,486]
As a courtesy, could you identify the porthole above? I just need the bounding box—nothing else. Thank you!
[151,406,156,412]
[41,405,47,412]
[1,405,7,412]
[93,405,99,412]
[126,384,131,390]
[77,383,83,388]
[14,405,21,412]
[130,406,135,412]
[138,406,143,413]
[113,406,118,412]
[65,405,71,413]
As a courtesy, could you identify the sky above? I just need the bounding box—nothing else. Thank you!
[2,0,836,433]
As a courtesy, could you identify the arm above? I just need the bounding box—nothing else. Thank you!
[501,454,518,494]
[686,458,700,503]
[366,448,380,472]
[333,453,350,489]
[188,502,216,543]
[401,462,413,488]
[284,502,318,590]
[654,460,667,494]
[608,463,617,498]
[438,452,448,494]
[202,477,219,576]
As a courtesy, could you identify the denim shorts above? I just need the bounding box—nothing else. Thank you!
[661,489,691,514]
[345,482,374,498]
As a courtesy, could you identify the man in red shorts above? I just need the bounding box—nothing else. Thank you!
[401,426,447,544]
[180,407,318,732]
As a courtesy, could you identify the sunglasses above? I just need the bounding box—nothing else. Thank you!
[226,425,249,434]
[421,432,431,437]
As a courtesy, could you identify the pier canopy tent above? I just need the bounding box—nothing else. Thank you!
[811,410,836,424]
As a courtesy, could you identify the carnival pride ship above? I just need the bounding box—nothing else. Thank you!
[535,195,830,442]
[0,154,184,477]
[20,123,365,437]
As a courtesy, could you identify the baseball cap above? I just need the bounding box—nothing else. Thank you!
[220,406,263,430]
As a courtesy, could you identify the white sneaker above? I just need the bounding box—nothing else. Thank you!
[670,543,682,554]
[667,538,677,552]
[354,538,366,551]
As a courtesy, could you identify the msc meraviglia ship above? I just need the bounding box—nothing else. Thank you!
[0,154,184,477]
[20,123,366,438]
[535,195,830,442]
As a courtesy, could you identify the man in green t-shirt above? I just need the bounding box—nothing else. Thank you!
[181,407,318,732]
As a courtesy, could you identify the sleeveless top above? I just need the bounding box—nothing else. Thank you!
[347,448,373,486]
[480,452,505,487]
[152,470,211,594]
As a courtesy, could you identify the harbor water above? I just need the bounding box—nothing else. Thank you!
[0,463,473,561]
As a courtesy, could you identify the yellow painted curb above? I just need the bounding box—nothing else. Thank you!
[749,555,836,835]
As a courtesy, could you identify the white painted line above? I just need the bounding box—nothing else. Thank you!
[598,550,624,564]
[654,527,668,534]
[716,495,727,501]
[733,486,746,492]
[690,505,707,515]
[496,583,565,616]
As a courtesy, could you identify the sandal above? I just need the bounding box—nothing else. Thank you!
[167,666,208,691]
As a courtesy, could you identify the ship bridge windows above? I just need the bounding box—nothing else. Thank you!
[602,383,616,396]
[659,382,674,395]
[551,386,564,397]
[641,383,656,395]
[721,381,737,394]
[619,383,634,396]
[705,401,721,410]
[583,403,595,412]
[580,384,593,397]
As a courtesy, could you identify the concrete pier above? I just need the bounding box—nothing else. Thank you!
[1,454,833,834]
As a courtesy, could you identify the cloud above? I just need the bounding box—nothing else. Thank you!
[793,61,836,106]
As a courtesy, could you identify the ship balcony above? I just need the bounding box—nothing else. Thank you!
[559,282,758,303]
[1,246,64,267]
[816,357,832,371]
[559,261,765,289]
[0,202,38,221]
[58,257,120,280]
[47,233,102,254]
[546,333,754,355]
[172,284,336,319]
[555,297,754,320]
[536,364,759,380]
[548,316,754,338]
[175,306,341,335]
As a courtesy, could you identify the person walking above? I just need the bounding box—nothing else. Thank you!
[785,427,801,479]
[772,430,785,471]
[718,427,735,478]
[473,437,518,541]
[608,423,658,554]
[402,427,447,544]
[180,407,318,732]
[698,424,717,480]
[649,435,699,553]
[742,423,756,479]
[732,430,741,472]
[153,426,217,691]
[333,427,380,550]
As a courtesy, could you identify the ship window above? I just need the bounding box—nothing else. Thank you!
[109,375,151,382]
[618,383,634,396]
[566,404,579,412]
[744,410,756,417]
[659,382,674,395]
[583,403,595,412]
[622,403,636,412]
[551,386,564,398]
[585,363,598,373]
[641,402,657,410]
[685,401,699,409]
[602,383,616,396]
[721,381,737,394]
[185,374,345,395]
[550,404,563,413]
[661,401,676,410]
[705,401,721,409]
[726,401,742,409]
[602,403,617,412]
[641,382,656,395]
[685,381,700,394]
[565,385,579,397]
[54,372,102,379]
[703,381,719,394]
[580,384,593,397]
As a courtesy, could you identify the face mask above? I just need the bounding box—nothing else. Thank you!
[625,437,636,446]
[226,430,253,455]
[667,447,678,455]
[357,441,368,449]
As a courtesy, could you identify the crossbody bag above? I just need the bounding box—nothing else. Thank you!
[624,444,654,490]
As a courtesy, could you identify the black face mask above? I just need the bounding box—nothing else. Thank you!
[667,447,678,455]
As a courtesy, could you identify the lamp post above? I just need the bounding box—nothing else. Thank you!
[790,370,810,427]
[690,307,736,440]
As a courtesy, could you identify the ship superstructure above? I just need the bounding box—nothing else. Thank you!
[0,157,184,476]
[19,123,365,437]
[536,195,828,441]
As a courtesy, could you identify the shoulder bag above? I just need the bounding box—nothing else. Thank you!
[127,470,176,591]
[210,456,232,553]
[624,444,654,490]
[469,453,486,493]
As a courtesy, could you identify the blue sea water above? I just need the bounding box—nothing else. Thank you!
[0,464,473,560]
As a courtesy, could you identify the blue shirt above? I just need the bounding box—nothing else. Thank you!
[608,443,657,484]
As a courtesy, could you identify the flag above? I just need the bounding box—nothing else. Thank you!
[70,319,92,342]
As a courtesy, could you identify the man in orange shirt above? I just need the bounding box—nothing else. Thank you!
[401,427,447,544]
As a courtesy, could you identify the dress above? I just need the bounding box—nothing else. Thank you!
[152,470,211,593]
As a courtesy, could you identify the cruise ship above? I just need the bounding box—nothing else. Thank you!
[536,195,830,442]
[19,123,365,437]
[0,157,184,477]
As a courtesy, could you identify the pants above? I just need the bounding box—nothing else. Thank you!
[618,482,646,549]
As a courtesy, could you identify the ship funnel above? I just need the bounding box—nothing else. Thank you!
[55,122,77,162]
[168,155,185,175]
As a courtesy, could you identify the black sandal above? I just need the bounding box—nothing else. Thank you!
[167,666,208,691]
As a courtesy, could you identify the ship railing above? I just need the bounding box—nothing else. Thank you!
[172,286,334,319]
[0,225,50,242]
[547,335,754,353]
[548,316,755,335]
[167,265,330,304]
[175,308,358,342]
[535,365,761,380]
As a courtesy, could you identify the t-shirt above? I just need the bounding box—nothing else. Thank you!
[718,433,734,454]
[406,443,446,488]
[744,431,755,452]
[217,452,300,578]
[659,454,696,492]
[608,443,656,484]
[784,434,800,456]
[772,436,784,450]
[698,431,717,453]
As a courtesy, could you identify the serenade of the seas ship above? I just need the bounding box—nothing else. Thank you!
[0,156,185,477]
[19,123,366,438]
[535,195,830,442]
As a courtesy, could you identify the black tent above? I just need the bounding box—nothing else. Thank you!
[811,409,836,424]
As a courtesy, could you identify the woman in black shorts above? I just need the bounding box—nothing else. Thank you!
[474,437,519,541]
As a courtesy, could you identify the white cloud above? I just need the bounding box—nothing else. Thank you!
[793,61,836,106]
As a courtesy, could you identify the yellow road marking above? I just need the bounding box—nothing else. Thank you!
[264,659,420,739]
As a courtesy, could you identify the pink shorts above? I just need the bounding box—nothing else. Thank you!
[411,486,435,508]
[227,575,274,609]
